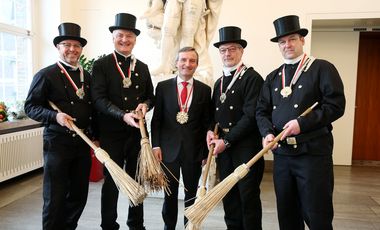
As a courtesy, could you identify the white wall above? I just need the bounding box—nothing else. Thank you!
[33,0,61,73]
[34,0,380,165]
[60,0,161,67]
[311,31,359,165]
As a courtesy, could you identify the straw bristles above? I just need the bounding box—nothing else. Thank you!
[48,101,147,206]
[184,164,249,226]
[185,185,207,230]
[196,186,207,198]
[186,220,200,230]
[94,148,147,206]
[137,137,169,194]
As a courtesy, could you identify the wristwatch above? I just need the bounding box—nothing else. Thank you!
[223,139,231,148]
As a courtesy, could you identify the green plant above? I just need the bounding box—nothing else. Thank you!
[79,54,106,74]
[79,54,95,74]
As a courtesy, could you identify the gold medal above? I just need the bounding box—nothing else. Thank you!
[280,86,292,97]
[76,88,85,99]
[220,93,227,103]
[176,111,189,124]
[123,78,132,88]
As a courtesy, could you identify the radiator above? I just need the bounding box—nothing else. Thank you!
[0,127,44,182]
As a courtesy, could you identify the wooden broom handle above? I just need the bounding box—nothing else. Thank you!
[136,110,148,139]
[48,101,98,150]
[246,102,319,168]
[201,124,219,187]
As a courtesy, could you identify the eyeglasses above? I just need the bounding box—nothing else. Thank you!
[219,46,241,55]
[59,42,82,49]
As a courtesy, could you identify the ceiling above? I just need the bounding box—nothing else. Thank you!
[312,18,380,31]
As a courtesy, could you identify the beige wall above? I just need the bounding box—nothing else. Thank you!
[34,0,380,165]
[33,0,60,73]
[311,31,359,165]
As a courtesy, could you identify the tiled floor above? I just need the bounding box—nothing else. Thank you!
[0,165,379,229]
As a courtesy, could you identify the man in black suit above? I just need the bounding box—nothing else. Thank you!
[151,47,211,230]
[24,22,96,229]
[207,26,265,230]
[256,15,345,230]
[91,13,154,230]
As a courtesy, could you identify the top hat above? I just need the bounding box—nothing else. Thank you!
[213,26,247,48]
[270,15,308,42]
[109,13,140,36]
[53,22,87,47]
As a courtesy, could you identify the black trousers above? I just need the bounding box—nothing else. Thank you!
[273,154,334,230]
[42,129,91,230]
[217,147,264,230]
[100,129,145,230]
[161,154,202,230]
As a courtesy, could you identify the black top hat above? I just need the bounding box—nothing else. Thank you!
[270,15,308,42]
[53,22,87,47]
[213,26,247,48]
[109,13,140,36]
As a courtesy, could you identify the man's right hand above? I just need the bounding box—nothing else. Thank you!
[56,112,74,130]
[152,147,162,162]
[123,112,139,128]
[263,134,278,150]
[206,130,216,148]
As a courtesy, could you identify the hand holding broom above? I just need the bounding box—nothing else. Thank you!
[136,110,169,194]
[186,124,218,230]
[48,101,146,206]
[198,124,219,197]
[184,102,319,227]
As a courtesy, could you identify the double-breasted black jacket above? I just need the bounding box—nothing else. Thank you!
[256,59,346,155]
[91,52,154,133]
[211,66,264,155]
[25,62,94,132]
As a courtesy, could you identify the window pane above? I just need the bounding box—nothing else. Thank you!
[0,31,31,103]
[0,0,30,30]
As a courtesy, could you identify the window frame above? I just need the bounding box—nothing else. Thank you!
[0,0,33,105]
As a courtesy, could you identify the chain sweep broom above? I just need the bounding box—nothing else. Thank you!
[186,124,218,230]
[184,102,319,227]
[136,111,169,194]
[48,101,146,206]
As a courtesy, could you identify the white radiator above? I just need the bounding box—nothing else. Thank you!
[0,127,44,182]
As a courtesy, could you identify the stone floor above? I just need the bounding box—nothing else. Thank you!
[0,165,379,229]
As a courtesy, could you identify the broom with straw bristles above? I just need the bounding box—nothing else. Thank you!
[48,101,146,206]
[184,102,319,227]
[186,124,219,230]
[136,110,169,194]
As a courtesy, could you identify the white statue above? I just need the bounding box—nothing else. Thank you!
[141,0,165,47]
[142,0,223,86]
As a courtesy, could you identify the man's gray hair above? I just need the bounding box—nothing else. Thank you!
[175,47,199,64]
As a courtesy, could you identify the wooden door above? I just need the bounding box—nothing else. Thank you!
[352,32,380,161]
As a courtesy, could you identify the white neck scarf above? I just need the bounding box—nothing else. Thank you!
[284,53,305,64]
[58,58,80,70]
[223,60,243,76]
[115,50,132,60]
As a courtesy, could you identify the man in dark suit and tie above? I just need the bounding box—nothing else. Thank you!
[151,46,211,230]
